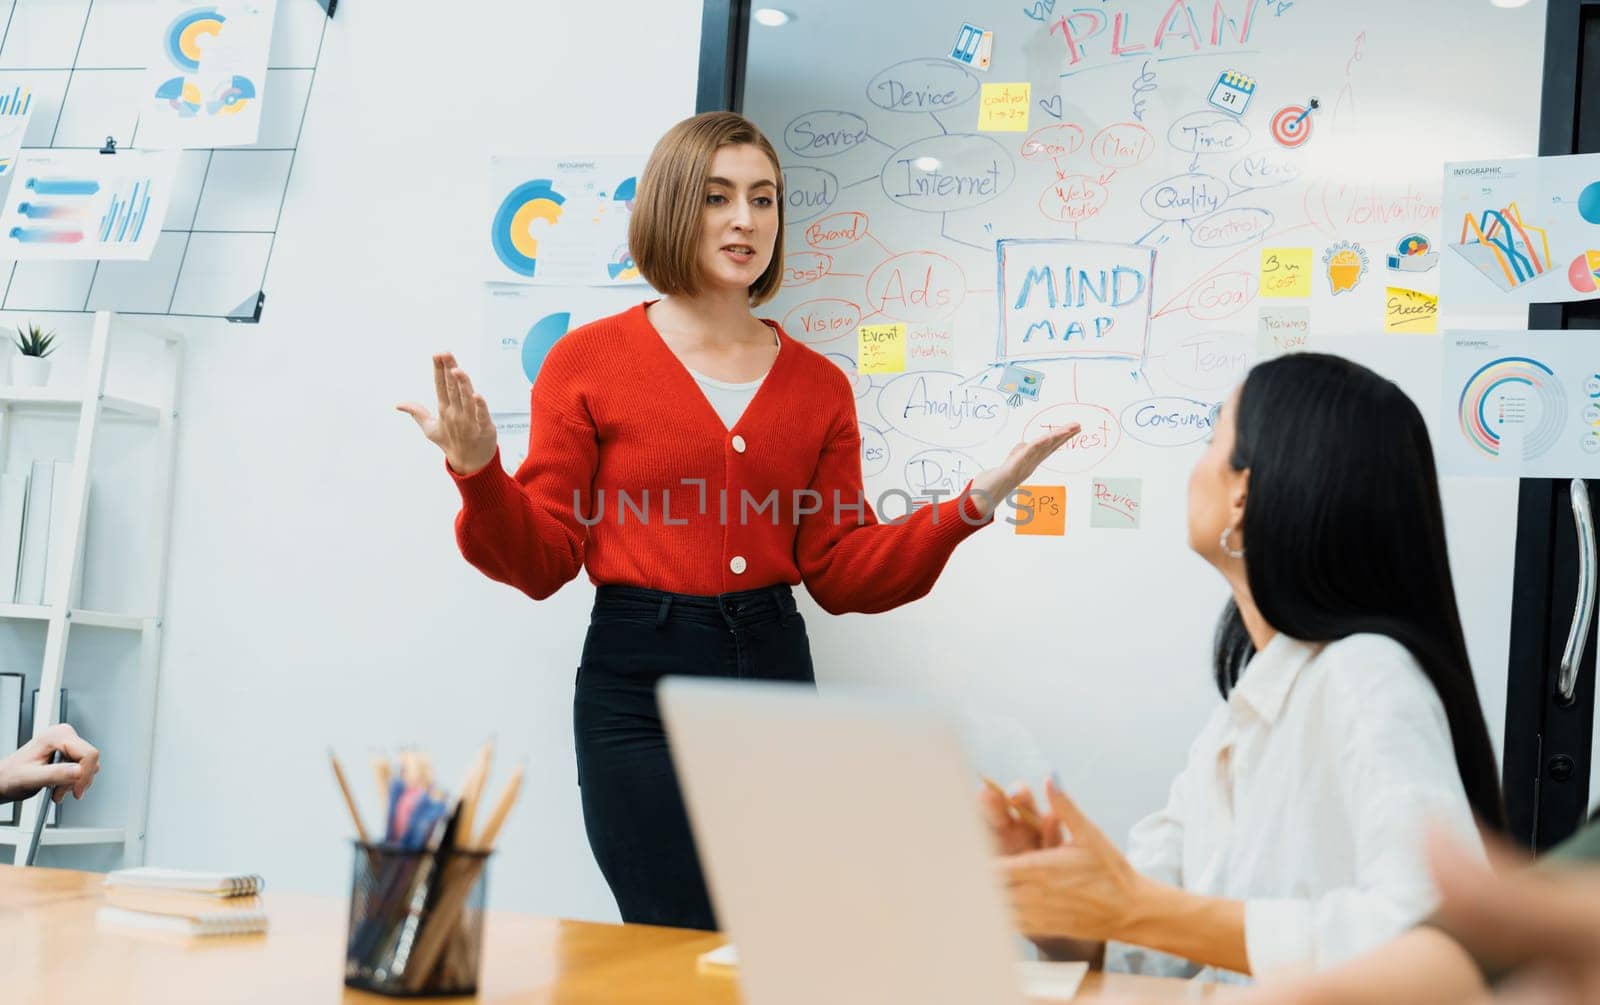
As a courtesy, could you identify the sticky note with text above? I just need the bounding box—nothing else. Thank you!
[978,83,1031,132]
[1383,286,1438,334]
[1259,247,1313,298]
[1090,477,1142,529]
[1257,304,1310,357]
[1015,484,1066,536]
[857,323,907,374]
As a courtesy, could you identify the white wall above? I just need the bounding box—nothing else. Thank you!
[130,0,703,920]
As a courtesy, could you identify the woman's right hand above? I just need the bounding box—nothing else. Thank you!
[979,782,1060,856]
[397,353,499,477]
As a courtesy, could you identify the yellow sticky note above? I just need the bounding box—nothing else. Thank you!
[1384,286,1438,334]
[1259,247,1312,298]
[979,83,1031,132]
[1015,485,1066,536]
[857,323,906,374]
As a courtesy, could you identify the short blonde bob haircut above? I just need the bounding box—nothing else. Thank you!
[629,112,786,307]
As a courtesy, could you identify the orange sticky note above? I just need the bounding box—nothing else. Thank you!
[1014,485,1066,536]
[978,83,1031,132]
[1259,247,1312,298]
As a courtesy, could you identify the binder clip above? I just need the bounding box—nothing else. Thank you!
[100,135,117,155]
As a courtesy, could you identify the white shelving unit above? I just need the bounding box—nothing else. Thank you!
[0,311,183,867]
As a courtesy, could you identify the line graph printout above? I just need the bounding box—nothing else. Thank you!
[1442,154,1600,307]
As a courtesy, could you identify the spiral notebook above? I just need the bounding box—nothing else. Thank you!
[97,902,268,938]
[104,867,265,898]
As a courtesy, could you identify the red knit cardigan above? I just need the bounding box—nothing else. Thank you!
[449,301,991,614]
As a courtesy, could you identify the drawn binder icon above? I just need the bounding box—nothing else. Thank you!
[1451,202,1552,293]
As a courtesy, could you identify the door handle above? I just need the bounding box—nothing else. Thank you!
[1558,478,1596,705]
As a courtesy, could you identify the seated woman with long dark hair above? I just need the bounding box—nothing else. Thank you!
[982,353,1506,982]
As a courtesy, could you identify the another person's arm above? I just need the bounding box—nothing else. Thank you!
[399,351,598,600]
[1189,822,1600,1005]
[0,722,99,803]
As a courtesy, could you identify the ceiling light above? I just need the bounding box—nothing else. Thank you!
[753,8,791,26]
[914,156,941,171]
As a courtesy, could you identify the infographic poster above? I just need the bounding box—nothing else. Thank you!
[0,81,34,178]
[0,150,179,261]
[486,155,649,287]
[1441,331,1600,478]
[1442,154,1600,307]
[480,285,640,412]
[138,1,279,149]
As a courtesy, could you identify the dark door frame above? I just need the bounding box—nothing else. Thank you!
[1505,0,1600,850]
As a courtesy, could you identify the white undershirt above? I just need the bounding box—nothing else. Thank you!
[684,327,779,430]
[686,368,765,430]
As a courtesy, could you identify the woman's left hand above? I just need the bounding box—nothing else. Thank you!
[967,423,1082,519]
[997,778,1152,942]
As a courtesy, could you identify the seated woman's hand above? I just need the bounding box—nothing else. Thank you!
[997,778,1151,942]
[979,781,1060,855]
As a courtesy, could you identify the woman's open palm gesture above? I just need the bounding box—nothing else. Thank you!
[397,353,500,477]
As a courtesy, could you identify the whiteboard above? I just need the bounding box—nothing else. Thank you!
[742,0,1547,843]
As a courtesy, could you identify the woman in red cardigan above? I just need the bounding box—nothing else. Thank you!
[400,112,1079,930]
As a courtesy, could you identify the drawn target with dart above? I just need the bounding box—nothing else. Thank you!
[1270,97,1319,148]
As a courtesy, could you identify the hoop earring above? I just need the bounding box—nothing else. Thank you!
[1220,527,1245,559]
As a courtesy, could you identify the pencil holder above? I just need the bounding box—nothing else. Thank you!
[343,841,492,997]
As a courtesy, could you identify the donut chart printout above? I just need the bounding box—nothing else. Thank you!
[138,0,280,150]
[486,155,649,287]
[1441,331,1600,478]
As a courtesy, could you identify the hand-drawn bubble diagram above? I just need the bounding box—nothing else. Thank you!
[755,7,1302,498]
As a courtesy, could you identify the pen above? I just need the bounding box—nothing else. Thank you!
[385,776,405,842]
[22,750,61,866]
[980,775,1045,831]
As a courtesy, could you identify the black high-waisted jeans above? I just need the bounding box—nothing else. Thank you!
[573,583,815,930]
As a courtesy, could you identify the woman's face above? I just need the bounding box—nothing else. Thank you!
[1187,385,1248,567]
[697,143,779,295]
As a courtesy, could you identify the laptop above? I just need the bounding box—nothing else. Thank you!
[659,678,1085,1005]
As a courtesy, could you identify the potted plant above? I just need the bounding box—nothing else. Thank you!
[12,321,55,387]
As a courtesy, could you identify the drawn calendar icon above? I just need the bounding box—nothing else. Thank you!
[1208,70,1256,115]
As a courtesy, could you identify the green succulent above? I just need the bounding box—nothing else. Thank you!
[13,321,55,358]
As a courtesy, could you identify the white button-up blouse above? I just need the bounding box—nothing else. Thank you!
[1106,632,1483,982]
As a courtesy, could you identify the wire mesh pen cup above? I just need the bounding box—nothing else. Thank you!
[343,841,492,997]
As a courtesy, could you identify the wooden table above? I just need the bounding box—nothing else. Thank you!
[0,866,1211,1003]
